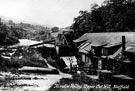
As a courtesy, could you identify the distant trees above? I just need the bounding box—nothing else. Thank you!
[16,23,53,41]
[0,20,19,45]
[72,0,135,37]
[51,27,59,32]
[0,18,53,46]
[34,29,53,41]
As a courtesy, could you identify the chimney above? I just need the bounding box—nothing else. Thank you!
[122,36,125,53]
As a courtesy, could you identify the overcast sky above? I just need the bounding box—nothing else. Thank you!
[0,0,104,27]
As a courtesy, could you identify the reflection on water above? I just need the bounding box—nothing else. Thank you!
[0,73,72,91]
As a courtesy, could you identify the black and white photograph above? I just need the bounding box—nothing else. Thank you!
[0,0,135,91]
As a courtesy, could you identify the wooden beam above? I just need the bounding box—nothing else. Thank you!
[29,39,55,47]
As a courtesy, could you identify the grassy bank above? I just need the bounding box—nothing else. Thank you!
[48,73,112,91]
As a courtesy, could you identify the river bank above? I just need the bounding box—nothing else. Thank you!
[0,72,72,91]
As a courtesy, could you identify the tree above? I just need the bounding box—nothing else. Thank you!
[72,0,135,37]
[51,27,59,32]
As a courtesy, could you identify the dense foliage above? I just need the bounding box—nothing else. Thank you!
[0,19,19,45]
[7,20,53,41]
[0,18,53,46]
[0,48,48,73]
[72,0,135,37]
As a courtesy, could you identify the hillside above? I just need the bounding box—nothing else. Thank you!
[0,20,19,46]
[0,18,53,43]
[72,0,135,37]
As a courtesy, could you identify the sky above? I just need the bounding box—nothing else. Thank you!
[0,0,104,28]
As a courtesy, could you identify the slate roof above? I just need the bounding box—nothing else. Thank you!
[74,32,135,57]
[74,32,135,46]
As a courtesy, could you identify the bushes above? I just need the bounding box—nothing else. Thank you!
[0,48,48,73]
